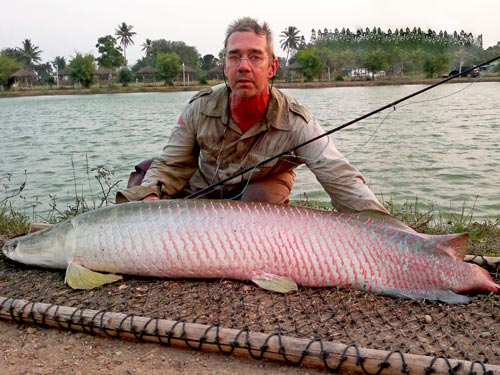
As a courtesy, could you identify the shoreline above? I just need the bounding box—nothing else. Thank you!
[1,76,499,98]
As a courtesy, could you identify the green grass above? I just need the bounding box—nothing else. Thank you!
[0,161,120,237]
[0,203,30,239]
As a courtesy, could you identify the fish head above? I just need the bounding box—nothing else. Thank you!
[2,220,75,269]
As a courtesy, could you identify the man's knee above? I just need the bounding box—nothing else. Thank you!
[240,171,295,204]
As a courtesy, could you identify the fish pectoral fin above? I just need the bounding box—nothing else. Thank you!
[251,273,298,293]
[65,261,122,289]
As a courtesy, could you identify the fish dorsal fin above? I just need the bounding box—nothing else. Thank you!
[358,211,417,233]
[360,212,469,260]
[252,273,298,293]
[65,261,122,289]
[436,233,469,260]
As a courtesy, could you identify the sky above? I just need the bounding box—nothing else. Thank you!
[2,0,500,66]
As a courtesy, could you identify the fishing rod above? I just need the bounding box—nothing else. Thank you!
[186,55,500,200]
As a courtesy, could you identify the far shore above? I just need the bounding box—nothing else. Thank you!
[1,76,499,98]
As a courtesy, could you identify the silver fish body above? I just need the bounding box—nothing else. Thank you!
[2,200,499,303]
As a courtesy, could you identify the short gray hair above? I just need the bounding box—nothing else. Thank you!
[224,17,275,58]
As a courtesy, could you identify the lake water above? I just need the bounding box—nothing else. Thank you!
[1,82,499,221]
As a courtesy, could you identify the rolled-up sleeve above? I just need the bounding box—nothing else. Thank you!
[140,122,199,197]
[298,119,388,214]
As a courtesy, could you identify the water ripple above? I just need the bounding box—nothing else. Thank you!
[1,84,499,220]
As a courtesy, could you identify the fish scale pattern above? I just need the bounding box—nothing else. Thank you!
[60,199,498,303]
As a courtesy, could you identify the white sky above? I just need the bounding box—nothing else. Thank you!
[2,0,499,65]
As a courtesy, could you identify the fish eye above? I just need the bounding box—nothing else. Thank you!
[6,239,18,253]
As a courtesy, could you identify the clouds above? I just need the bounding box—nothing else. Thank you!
[2,0,499,65]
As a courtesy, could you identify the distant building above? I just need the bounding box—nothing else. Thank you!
[11,69,36,88]
[207,65,224,81]
[176,64,197,85]
[136,66,155,84]
[93,68,116,87]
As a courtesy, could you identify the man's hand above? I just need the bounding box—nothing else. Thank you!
[142,194,160,201]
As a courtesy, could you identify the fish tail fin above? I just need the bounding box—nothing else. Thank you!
[466,263,500,293]
[482,278,500,293]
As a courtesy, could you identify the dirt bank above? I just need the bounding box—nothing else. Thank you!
[0,320,326,375]
[1,76,499,98]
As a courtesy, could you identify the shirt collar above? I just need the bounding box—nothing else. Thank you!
[200,84,298,131]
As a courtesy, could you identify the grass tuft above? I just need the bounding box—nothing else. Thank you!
[0,203,30,239]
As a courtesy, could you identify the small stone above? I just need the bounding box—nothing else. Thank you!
[423,315,432,324]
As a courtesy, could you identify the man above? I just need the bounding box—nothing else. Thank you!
[117,17,388,214]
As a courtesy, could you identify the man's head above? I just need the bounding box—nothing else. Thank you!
[223,17,279,98]
[224,17,275,59]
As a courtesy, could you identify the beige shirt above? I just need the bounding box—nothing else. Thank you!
[117,84,388,214]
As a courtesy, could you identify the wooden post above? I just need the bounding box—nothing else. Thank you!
[0,296,498,375]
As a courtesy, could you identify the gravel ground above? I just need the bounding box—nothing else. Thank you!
[0,320,327,375]
[1,225,499,374]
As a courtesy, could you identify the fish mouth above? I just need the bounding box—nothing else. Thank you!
[2,238,18,258]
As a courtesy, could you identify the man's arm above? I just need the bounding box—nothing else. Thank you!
[299,119,389,214]
[116,119,199,203]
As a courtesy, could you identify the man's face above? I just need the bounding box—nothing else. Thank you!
[224,31,277,98]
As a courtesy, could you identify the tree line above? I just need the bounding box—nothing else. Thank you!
[282,26,500,81]
[1,22,499,89]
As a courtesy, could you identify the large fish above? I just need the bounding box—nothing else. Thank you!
[2,200,498,303]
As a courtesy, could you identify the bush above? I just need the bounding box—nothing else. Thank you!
[199,74,208,85]
[69,53,95,88]
[155,52,180,86]
[118,67,134,87]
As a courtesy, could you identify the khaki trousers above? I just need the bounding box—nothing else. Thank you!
[127,159,295,205]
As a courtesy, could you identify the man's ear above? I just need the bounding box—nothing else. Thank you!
[269,58,279,78]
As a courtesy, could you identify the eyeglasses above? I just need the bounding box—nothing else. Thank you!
[225,54,270,67]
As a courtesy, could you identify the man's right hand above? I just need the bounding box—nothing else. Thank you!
[142,194,160,201]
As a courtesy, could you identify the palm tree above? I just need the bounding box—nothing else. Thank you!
[141,38,153,57]
[52,56,67,70]
[19,39,42,68]
[280,26,302,66]
[52,56,67,87]
[115,22,136,64]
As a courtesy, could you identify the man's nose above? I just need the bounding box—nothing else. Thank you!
[238,58,252,70]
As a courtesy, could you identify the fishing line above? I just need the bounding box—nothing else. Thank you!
[342,62,498,157]
[326,59,500,159]
[391,66,491,108]
[224,132,333,200]
[186,55,500,200]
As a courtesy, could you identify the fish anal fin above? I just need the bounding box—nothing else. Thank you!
[252,273,298,293]
[65,261,122,289]
[383,287,471,304]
